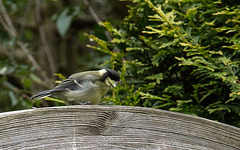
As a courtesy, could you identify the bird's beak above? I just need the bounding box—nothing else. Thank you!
[118,80,123,85]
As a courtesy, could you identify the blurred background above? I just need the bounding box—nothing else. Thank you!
[0,0,129,111]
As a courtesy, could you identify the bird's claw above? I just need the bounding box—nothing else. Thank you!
[78,101,91,105]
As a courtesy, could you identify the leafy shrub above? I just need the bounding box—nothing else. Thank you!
[0,61,33,112]
[87,0,240,127]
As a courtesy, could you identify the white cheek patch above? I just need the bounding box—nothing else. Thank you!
[99,69,107,76]
[105,77,111,86]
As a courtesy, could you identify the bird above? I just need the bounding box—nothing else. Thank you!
[31,69,121,105]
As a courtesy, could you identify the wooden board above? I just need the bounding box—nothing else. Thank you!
[0,105,239,149]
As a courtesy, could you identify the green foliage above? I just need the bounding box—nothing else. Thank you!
[88,0,240,127]
[0,61,33,112]
[101,66,142,106]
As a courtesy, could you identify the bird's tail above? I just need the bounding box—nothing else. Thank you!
[31,90,52,99]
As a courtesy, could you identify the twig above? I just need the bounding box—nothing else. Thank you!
[0,0,52,86]
[35,0,56,76]
[2,81,31,100]
[0,1,17,37]
[82,0,112,41]
[0,13,10,33]
[145,0,190,45]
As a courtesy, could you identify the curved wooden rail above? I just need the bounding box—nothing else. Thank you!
[0,106,239,149]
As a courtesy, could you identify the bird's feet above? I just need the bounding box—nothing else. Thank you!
[78,101,91,105]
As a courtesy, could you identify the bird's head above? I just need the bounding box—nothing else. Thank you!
[100,69,121,88]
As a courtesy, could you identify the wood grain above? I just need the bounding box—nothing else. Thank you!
[0,105,239,150]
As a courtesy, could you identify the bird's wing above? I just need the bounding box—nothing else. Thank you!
[53,74,98,92]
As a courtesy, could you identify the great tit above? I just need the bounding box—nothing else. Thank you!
[31,69,121,105]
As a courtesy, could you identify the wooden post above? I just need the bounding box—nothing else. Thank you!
[0,106,239,149]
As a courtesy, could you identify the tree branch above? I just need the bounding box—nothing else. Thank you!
[82,0,112,41]
[35,0,56,76]
[0,0,17,37]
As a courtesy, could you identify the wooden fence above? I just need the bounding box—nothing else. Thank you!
[0,106,239,149]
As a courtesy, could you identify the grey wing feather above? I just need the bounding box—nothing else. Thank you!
[31,90,51,99]
[53,74,98,91]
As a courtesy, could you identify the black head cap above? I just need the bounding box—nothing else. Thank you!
[104,69,120,81]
